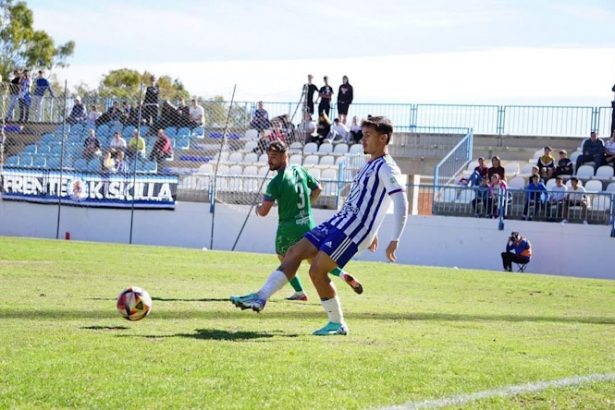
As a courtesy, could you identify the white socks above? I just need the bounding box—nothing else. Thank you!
[321,296,344,324]
[257,270,288,300]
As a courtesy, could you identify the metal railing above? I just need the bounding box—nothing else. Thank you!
[433,129,474,188]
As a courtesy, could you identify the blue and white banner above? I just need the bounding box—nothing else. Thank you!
[1,169,178,209]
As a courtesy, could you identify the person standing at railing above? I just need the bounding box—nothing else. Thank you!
[303,74,319,116]
[316,76,333,117]
[17,69,31,123]
[575,131,604,171]
[487,173,508,218]
[32,70,55,122]
[5,70,20,121]
[522,174,547,221]
[336,75,353,125]
[143,75,159,126]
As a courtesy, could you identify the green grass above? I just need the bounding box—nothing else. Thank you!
[1,236,615,409]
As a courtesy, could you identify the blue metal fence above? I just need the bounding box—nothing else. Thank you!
[433,129,473,188]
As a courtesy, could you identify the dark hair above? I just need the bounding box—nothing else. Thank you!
[361,116,394,143]
[544,146,552,151]
[570,176,579,182]
[267,141,287,153]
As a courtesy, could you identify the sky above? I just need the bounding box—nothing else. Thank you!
[23,0,615,106]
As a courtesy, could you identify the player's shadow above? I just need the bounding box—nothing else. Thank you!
[118,328,298,341]
[151,297,229,302]
[82,325,130,330]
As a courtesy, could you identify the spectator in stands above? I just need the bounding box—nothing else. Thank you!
[18,69,31,122]
[157,100,180,129]
[107,101,123,123]
[143,75,160,125]
[536,146,555,180]
[317,76,334,116]
[602,130,615,167]
[128,103,144,126]
[487,156,505,181]
[249,101,270,135]
[271,114,296,143]
[309,112,332,146]
[102,151,115,172]
[177,99,190,123]
[547,175,567,220]
[126,129,146,159]
[108,131,127,158]
[5,69,20,121]
[149,129,173,174]
[32,70,55,122]
[86,105,102,126]
[486,173,508,218]
[188,98,205,128]
[83,129,102,161]
[501,231,532,272]
[114,150,129,174]
[562,177,588,225]
[467,157,489,186]
[522,174,547,220]
[471,177,490,217]
[299,112,316,144]
[576,131,604,171]
[304,74,319,115]
[121,101,133,125]
[331,118,349,142]
[554,150,574,177]
[336,75,353,125]
[67,96,87,124]
[349,116,362,144]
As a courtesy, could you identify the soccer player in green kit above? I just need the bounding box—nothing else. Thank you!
[254,141,363,301]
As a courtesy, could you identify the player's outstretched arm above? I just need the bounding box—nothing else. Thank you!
[309,185,323,205]
[256,200,274,217]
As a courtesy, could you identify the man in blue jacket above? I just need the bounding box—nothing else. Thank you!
[522,174,547,220]
[501,231,532,272]
[32,71,55,122]
[575,131,604,171]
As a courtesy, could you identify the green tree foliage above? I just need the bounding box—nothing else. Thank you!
[96,69,190,101]
[0,0,75,80]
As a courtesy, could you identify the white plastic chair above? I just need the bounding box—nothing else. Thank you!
[242,152,258,164]
[504,161,520,177]
[229,165,243,175]
[605,182,615,193]
[242,165,259,192]
[258,153,268,164]
[519,163,535,177]
[508,176,526,189]
[545,178,557,189]
[457,190,474,204]
[576,165,595,179]
[303,155,319,166]
[532,149,543,160]
[592,195,611,211]
[436,188,457,202]
[306,167,321,180]
[584,180,603,193]
[243,141,258,152]
[303,142,318,154]
[320,168,338,196]
[349,144,363,155]
[289,154,302,165]
[319,155,335,166]
[318,143,333,155]
[333,143,349,155]
[228,152,243,164]
[244,129,259,140]
[592,165,614,180]
[569,151,582,163]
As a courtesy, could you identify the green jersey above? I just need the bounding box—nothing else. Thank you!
[264,165,319,227]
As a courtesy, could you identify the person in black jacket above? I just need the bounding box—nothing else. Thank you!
[337,75,354,125]
[554,150,573,177]
[143,76,160,125]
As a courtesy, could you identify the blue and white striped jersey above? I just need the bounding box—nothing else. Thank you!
[328,154,405,250]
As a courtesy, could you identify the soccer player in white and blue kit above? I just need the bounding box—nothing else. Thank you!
[231,116,408,336]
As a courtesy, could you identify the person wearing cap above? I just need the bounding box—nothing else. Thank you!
[554,150,573,177]
[562,177,588,225]
[66,96,87,124]
[501,231,532,272]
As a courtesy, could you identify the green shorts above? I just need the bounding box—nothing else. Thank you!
[275,223,313,256]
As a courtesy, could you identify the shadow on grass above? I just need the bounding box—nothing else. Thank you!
[4,309,615,325]
[87,297,229,302]
[82,325,130,330]
[118,328,298,341]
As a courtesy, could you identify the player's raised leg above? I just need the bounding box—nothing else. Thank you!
[230,237,318,312]
[328,267,363,295]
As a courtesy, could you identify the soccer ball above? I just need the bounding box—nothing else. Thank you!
[116,287,152,321]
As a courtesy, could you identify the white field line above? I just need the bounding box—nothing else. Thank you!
[378,373,615,410]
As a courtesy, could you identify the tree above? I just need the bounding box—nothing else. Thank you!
[0,0,75,80]
[97,69,190,101]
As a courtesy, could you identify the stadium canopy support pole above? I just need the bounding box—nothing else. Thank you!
[210,85,237,250]
[55,81,69,240]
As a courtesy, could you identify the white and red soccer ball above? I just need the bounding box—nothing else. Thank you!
[116,287,152,321]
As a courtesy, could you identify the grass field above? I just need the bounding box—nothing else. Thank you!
[1,236,615,409]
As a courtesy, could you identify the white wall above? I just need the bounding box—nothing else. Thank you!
[1,199,613,280]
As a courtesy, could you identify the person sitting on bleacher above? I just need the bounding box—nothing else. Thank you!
[487,173,508,218]
[487,156,505,181]
[562,176,588,225]
[67,96,87,125]
[501,231,532,272]
[467,157,489,186]
[471,177,490,217]
[603,130,615,167]
[522,174,547,221]
[547,175,567,220]
[554,150,573,177]
[575,131,604,171]
[536,146,555,181]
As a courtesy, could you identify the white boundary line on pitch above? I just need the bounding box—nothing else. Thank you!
[377,373,615,410]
